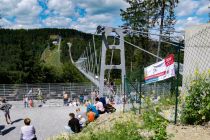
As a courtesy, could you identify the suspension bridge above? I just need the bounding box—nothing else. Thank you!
[68,26,184,96]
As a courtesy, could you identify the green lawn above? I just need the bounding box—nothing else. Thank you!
[41,45,63,71]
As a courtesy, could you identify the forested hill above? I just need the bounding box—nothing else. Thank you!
[0,28,181,84]
[0,28,100,84]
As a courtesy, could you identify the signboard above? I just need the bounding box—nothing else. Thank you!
[144,54,175,84]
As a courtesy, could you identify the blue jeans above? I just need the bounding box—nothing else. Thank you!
[64,126,74,134]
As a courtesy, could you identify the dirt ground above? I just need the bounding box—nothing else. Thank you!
[167,124,210,140]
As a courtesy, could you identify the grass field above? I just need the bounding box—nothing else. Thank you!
[41,45,63,71]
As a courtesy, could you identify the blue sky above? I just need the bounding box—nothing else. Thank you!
[0,0,209,33]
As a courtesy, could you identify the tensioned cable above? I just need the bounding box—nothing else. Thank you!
[108,37,115,83]
[136,32,184,49]
[114,35,163,60]
[92,34,98,76]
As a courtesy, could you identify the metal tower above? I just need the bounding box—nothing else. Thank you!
[97,26,126,96]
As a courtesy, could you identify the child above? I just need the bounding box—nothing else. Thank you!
[21,118,36,140]
[29,99,33,108]
[78,115,86,128]
[23,96,29,108]
[87,108,95,122]
[0,99,12,124]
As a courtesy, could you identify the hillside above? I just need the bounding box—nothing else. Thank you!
[0,28,182,84]
[0,28,94,84]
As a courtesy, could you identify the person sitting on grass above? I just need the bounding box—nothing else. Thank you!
[76,108,87,120]
[78,115,86,128]
[20,118,37,140]
[87,108,95,122]
[0,99,12,124]
[95,97,105,114]
[86,103,99,119]
[65,113,80,133]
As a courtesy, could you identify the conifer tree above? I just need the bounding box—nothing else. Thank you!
[121,0,179,60]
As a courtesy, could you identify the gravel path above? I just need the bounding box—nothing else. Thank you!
[0,101,86,140]
[0,100,124,140]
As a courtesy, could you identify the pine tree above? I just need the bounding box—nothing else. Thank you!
[121,0,179,60]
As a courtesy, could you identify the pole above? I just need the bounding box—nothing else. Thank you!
[174,46,180,124]
[139,82,142,114]
[3,84,5,98]
[123,75,126,113]
[48,83,50,96]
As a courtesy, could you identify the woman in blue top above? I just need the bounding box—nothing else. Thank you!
[86,103,99,119]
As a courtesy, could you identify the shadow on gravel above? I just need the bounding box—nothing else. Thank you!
[2,126,16,135]
[0,125,5,131]
[12,119,23,124]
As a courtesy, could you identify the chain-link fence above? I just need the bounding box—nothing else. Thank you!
[183,24,210,91]
[122,24,210,124]
[123,77,172,113]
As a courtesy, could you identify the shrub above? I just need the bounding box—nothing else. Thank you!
[181,72,210,125]
[142,97,169,140]
[64,120,143,140]
[92,121,143,140]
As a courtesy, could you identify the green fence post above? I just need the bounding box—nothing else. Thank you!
[175,47,180,124]
[139,82,142,114]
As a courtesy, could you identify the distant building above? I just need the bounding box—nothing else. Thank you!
[49,35,61,46]
[52,41,58,45]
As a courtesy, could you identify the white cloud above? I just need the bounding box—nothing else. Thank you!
[10,23,43,29]
[43,16,72,27]
[14,0,41,17]
[69,0,128,32]
[0,0,18,16]
[0,0,128,31]
[0,18,12,27]
[196,0,210,15]
[176,0,199,16]
[77,0,129,15]
[0,0,42,25]
[70,14,117,33]
[47,0,75,16]
[176,17,203,31]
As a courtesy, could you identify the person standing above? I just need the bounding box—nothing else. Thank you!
[63,92,68,106]
[29,99,33,108]
[0,99,12,124]
[37,88,43,103]
[20,118,37,140]
[23,95,29,108]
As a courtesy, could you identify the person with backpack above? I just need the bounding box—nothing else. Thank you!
[95,97,105,114]
[0,98,12,124]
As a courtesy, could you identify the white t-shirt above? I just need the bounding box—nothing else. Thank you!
[79,118,86,127]
[21,125,36,140]
[95,101,105,111]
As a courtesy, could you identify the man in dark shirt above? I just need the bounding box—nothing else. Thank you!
[68,113,80,133]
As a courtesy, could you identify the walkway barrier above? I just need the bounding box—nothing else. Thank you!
[0,83,97,101]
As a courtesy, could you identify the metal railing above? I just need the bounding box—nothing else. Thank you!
[0,83,97,101]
